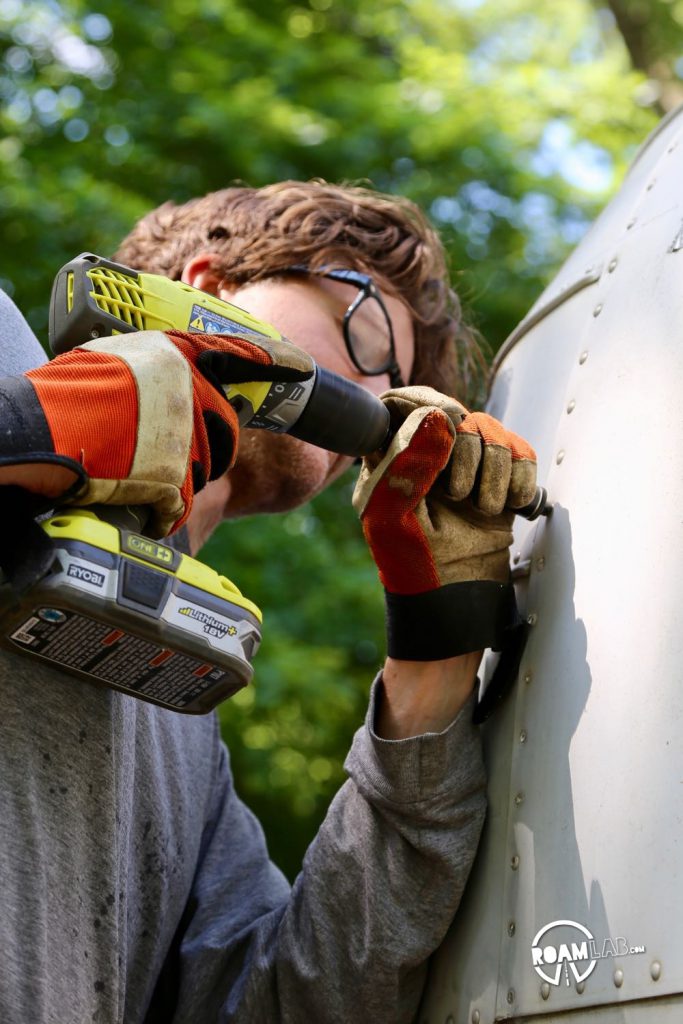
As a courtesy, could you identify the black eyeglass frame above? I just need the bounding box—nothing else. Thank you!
[280,265,405,389]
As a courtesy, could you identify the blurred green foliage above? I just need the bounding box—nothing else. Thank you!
[0,0,669,876]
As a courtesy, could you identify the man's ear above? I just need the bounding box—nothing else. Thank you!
[182,253,236,296]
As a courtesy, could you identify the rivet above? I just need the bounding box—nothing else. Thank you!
[567,399,576,413]
[651,961,662,981]
[507,989,515,1005]
[556,450,565,464]
[519,730,527,743]
[593,303,603,317]
[608,257,618,272]
[614,968,624,988]
[514,792,524,806]
[471,1012,480,1024]
[540,982,550,1000]
[510,854,520,870]
[646,179,655,191]
[523,669,533,684]
[508,920,516,936]
[576,981,585,994]
[627,218,637,229]
[513,551,521,564]
[536,557,545,571]
[527,612,537,626]
[579,350,589,364]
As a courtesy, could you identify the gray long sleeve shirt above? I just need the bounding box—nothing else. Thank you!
[0,290,486,1023]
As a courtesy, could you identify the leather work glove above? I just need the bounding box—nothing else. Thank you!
[0,328,313,538]
[352,385,537,661]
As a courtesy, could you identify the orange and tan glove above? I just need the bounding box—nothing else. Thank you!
[0,328,314,537]
[352,386,537,660]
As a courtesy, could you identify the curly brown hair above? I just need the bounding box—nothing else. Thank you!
[114,181,487,404]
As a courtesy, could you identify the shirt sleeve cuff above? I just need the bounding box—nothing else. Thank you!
[344,673,485,810]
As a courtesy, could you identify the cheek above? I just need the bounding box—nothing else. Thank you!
[226,431,351,516]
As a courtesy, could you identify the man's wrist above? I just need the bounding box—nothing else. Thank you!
[376,652,482,740]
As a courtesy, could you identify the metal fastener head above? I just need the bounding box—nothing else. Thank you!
[519,730,527,743]
[576,981,585,994]
[523,669,533,684]
[650,961,662,981]
[508,921,516,936]
[471,1012,480,1024]
[593,303,603,317]
[514,792,524,806]
[513,551,521,564]
[614,968,624,988]
[540,982,550,1000]
[536,557,545,571]
[527,612,538,626]
[556,450,565,465]
[567,399,576,413]
[506,989,515,1005]
[608,257,618,272]
[579,350,589,364]
[510,854,520,870]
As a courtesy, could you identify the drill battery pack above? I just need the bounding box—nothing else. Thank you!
[0,511,262,713]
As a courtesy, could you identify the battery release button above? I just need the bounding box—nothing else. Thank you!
[120,560,168,610]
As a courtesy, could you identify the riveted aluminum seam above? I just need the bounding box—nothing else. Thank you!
[492,113,683,1015]
[419,103,683,1024]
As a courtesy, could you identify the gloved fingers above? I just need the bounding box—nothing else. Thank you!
[478,442,513,515]
[508,456,538,509]
[447,412,537,515]
[381,385,469,432]
[448,430,483,503]
[201,409,237,481]
[352,405,455,520]
[448,432,512,514]
[169,331,315,389]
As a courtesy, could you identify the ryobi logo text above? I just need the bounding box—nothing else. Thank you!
[531,919,646,987]
[67,564,105,588]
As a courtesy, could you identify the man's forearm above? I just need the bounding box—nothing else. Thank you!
[377,651,482,739]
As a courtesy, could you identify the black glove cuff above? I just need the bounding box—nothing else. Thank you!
[0,375,54,455]
[385,581,521,661]
[0,376,88,504]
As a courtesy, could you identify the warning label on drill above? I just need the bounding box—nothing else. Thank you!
[8,607,239,710]
[188,303,258,338]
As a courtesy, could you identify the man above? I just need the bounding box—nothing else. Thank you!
[0,181,536,1023]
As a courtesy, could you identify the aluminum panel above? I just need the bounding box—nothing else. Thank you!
[420,104,683,1024]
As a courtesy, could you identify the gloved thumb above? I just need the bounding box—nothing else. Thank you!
[352,404,455,521]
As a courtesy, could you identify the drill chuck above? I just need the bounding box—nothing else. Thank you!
[280,367,391,457]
